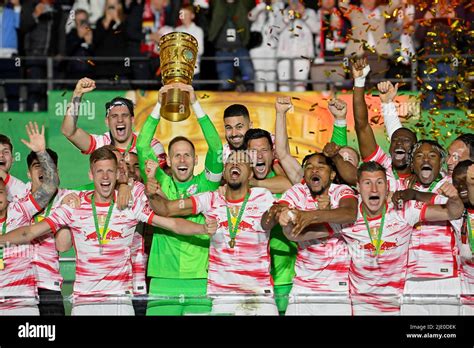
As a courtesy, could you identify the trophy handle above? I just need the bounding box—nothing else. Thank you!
[160,87,191,122]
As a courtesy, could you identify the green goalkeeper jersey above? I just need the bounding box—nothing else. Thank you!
[137,114,223,279]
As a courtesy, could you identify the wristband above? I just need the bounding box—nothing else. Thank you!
[334,119,347,127]
[151,102,161,119]
[354,65,371,87]
[191,100,206,119]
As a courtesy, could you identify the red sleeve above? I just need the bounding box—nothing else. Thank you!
[419,204,428,222]
[190,196,198,215]
[147,212,156,225]
[3,173,10,185]
[28,193,42,212]
[363,145,380,163]
[81,134,97,155]
[276,200,291,206]
[43,217,58,234]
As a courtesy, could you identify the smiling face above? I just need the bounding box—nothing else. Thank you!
[303,154,336,197]
[126,153,142,182]
[447,140,470,175]
[358,170,388,216]
[248,137,273,180]
[89,159,118,201]
[0,142,13,172]
[224,151,253,190]
[0,180,7,213]
[412,143,442,185]
[389,128,417,170]
[167,140,197,183]
[224,116,251,150]
[105,105,134,145]
[453,170,469,205]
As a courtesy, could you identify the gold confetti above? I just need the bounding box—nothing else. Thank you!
[227,79,235,84]
[309,131,315,134]
[319,129,327,132]
[87,59,95,66]
[292,97,301,100]
[199,94,210,99]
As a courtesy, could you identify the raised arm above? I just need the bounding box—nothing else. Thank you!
[323,142,358,186]
[423,183,464,221]
[328,99,348,147]
[60,78,96,152]
[21,122,59,208]
[274,96,304,184]
[352,58,378,159]
[377,81,402,139]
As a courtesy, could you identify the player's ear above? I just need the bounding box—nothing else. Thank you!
[330,169,336,181]
[27,169,32,181]
[88,169,93,181]
[249,121,253,129]
[194,154,198,166]
[166,156,171,168]
[356,182,360,192]
[105,116,110,128]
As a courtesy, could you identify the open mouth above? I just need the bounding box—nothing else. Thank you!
[459,190,468,199]
[38,175,44,182]
[230,167,241,179]
[368,195,380,205]
[116,125,126,137]
[394,148,406,161]
[177,166,188,174]
[100,181,112,190]
[255,162,266,174]
[0,160,5,168]
[310,174,321,185]
[420,164,433,179]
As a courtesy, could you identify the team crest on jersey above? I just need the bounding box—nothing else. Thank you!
[187,184,198,196]
[85,228,124,244]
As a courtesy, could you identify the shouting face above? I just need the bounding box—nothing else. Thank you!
[412,143,442,186]
[168,140,197,183]
[358,170,388,216]
[0,180,7,213]
[224,151,253,191]
[106,105,134,145]
[303,154,336,196]
[447,140,470,175]
[389,128,417,170]
[248,137,273,180]
[89,159,118,201]
[0,142,13,172]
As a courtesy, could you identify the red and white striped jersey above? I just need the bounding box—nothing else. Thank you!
[30,189,72,292]
[83,132,167,168]
[278,183,356,293]
[341,201,426,297]
[44,189,154,304]
[0,194,41,309]
[130,182,148,295]
[363,145,410,192]
[407,177,458,279]
[4,174,30,202]
[450,209,474,297]
[191,188,275,295]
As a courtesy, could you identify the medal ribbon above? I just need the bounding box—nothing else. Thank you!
[226,194,250,247]
[91,195,115,247]
[34,199,54,223]
[0,219,6,268]
[362,204,386,256]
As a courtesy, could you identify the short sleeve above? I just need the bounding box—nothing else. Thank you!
[190,191,214,215]
[278,185,303,209]
[260,189,276,212]
[402,200,426,227]
[363,145,392,171]
[131,186,155,224]
[82,134,109,155]
[45,205,74,234]
[5,174,29,201]
[334,185,357,202]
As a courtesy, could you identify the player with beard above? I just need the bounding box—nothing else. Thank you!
[352,57,417,191]
[262,152,358,315]
[146,150,279,315]
[244,128,293,314]
[450,160,474,314]
[340,162,461,314]
[137,82,223,316]
[0,147,216,315]
[447,134,474,176]
[274,96,359,185]
[0,122,59,315]
[61,78,167,167]
[0,134,30,201]
[392,140,461,315]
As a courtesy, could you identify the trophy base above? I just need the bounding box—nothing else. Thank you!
[160,88,191,122]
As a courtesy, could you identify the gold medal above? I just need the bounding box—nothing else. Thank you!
[229,238,236,248]
[0,259,4,270]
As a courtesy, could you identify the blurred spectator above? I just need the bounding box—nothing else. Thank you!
[66,0,106,33]
[248,0,285,92]
[208,0,255,91]
[20,0,62,111]
[340,0,401,82]
[310,0,349,91]
[175,5,204,79]
[65,8,94,82]
[93,0,130,87]
[276,0,318,92]
[385,0,415,80]
[0,0,21,111]
[415,0,470,110]
[126,0,172,90]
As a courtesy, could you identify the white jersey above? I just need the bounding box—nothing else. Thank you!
[0,194,41,309]
[407,177,458,279]
[4,174,30,201]
[191,188,275,295]
[450,208,474,298]
[84,132,167,168]
[44,188,154,305]
[278,183,356,293]
[341,201,425,313]
[363,145,410,192]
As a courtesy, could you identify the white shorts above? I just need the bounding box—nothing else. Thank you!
[0,305,39,316]
[72,303,135,316]
[401,277,461,315]
[211,296,278,316]
[285,287,351,315]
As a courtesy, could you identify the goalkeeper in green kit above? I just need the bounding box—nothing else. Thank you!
[137,83,223,315]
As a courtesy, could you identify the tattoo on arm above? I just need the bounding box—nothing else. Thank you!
[69,96,82,127]
[32,151,60,208]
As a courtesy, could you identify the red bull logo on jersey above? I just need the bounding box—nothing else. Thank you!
[85,228,124,244]
[217,220,254,232]
[362,240,397,254]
